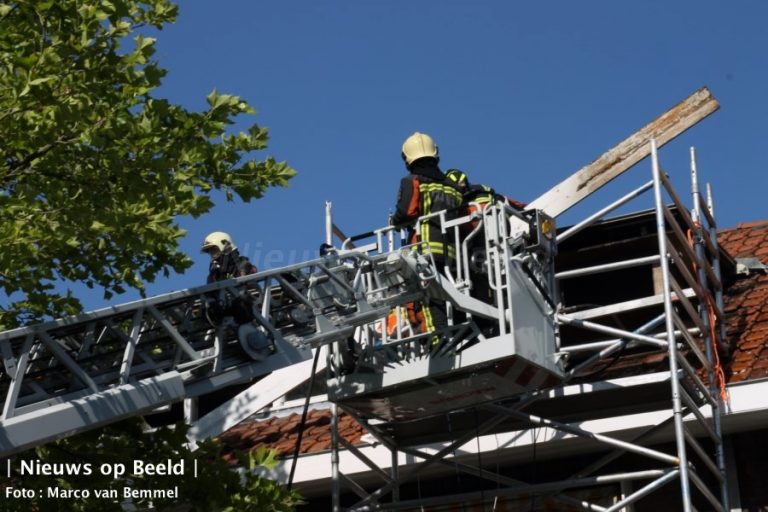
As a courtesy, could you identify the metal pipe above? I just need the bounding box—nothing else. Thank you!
[556,315,668,348]
[557,179,655,244]
[556,255,661,280]
[461,217,484,287]
[399,444,608,511]
[331,402,340,512]
[38,331,99,392]
[325,201,332,246]
[119,308,144,385]
[689,469,726,512]
[359,470,671,512]
[706,182,727,343]
[560,327,697,354]
[391,443,399,504]
[566,313,666,378]
[708,180,730,511]
[489,209,507,335]
[603,470,680,512]
[351,411,513,510]
[682,429,723,484]
[350,392,543,510]
[572,413,677,480]
[652,138,693,511]
[693,150,730,510]
[2,335,33,420]
[484,404,679,466]
[690,147,702,224]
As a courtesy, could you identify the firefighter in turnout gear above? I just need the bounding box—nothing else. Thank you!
[201,231,258,326]
[391,132,463,346]
[444,169,526,315]
[201,231,258,283]
[446,168,526,225]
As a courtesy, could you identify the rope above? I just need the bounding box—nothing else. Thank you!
[687,227,729,403]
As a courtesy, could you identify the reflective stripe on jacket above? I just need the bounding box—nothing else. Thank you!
[392,162,462,257]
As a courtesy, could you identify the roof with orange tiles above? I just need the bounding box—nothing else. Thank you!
[718,220,768,382]
[219,408,365,463]
[219,220,768,460]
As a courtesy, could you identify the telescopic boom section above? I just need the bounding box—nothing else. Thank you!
[0,251,436,456]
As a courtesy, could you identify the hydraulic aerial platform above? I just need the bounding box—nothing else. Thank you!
[322,140,729,512]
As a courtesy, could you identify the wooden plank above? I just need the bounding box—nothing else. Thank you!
[529,87,720,217]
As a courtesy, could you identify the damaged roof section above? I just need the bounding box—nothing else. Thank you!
[719,220,768,383]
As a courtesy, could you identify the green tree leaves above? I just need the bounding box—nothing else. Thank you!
[0,0,296,329]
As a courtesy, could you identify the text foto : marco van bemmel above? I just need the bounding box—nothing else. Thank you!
[14,459,187,478]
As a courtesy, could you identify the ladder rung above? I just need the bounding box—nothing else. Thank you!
[700,228,719,261]
[676,352,717,408]
[683,428,724,484]
[672,312,711,372]
[663,206,700,270]
[667,238,705,298]
[678,386,720,444]
[688,469,726,512]
[670,277,707,336]
[658,171,697,232]
[697,198,716,227]
[700,258,723,293]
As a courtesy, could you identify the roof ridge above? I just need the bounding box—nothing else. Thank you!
[720,219,768,233]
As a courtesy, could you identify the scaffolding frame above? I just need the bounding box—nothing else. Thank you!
[326,140,728,512]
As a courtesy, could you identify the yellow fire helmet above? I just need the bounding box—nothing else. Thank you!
[201,231,236,255]
[401,132,439,166]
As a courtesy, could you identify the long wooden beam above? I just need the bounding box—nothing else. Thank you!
[529,87,720,217]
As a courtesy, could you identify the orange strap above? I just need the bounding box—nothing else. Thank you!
[406,177,421,218]
[687,227,729,403]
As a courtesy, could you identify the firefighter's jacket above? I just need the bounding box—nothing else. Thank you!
[391,161,463,257]
[207,249,258,283]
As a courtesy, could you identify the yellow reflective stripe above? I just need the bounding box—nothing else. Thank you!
[423,303,435,332]
[423,241,455,256]
[418,183,463,202]
[422,305,440,346]
[414,241,454,256]
[421,188,431,243]
[415,181,461,258]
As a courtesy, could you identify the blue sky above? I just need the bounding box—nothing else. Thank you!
[81,1,768,310]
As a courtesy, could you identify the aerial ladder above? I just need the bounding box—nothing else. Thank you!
[0,88,728,511]
[0,237,491,454]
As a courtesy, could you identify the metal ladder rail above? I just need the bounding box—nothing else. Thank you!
[651,139,696,512]
[0,251,440,456]
[0,261,312,412]
[690,147,730,511]
[651,140,725,512]
[0,271,315,456]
